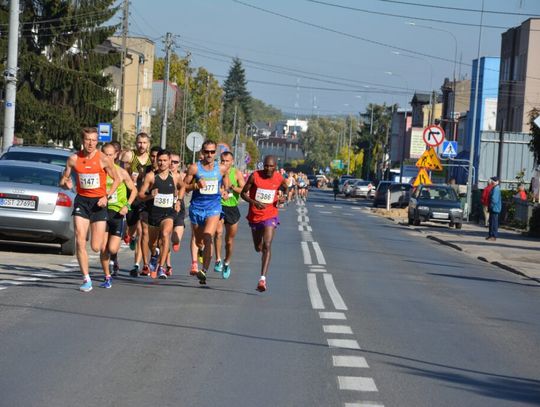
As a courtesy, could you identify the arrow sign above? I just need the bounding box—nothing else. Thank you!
[534,115,540,129]
[423,125,445,147]
[413,168,432,187]
[441,141,458,158]
[415,147,443,171]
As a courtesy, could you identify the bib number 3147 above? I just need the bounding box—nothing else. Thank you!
[255,188,275,204]
[79,173,100,189]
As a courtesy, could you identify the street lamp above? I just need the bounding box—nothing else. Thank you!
[408,21,458,140]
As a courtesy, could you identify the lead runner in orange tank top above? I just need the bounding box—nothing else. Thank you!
[60,127,120,292]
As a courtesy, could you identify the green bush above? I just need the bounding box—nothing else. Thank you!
[528,206,540,237]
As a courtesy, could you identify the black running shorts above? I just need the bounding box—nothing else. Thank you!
[72,195,107,223]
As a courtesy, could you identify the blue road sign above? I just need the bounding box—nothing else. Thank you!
[441,140,458,158]
[98,123,113,142]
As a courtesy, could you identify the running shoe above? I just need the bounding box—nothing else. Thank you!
[141,265,151,276]
[149,253,158,271]
[129,236,137,251]
[172,243,180,252]
[256,279,266,292]
[196,269,207,285]
[79,278,93,292]
[111,261,120,277]
[123,234,131,245]
[150,267,158,279]
[99,277,112,289]
[197,248,204,264]
[130,264,140,277]
[190,262,198,276]
[222,263,231,280]
[166,266,173,276]
[157,266,167,279]
[214,260,223,273]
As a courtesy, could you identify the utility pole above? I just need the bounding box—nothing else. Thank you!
[203,74,210,135]
[232,103,238,166]
[160,32,173,149]
[118,0,129,148]
[347,115,352,175]
[180,52,191,164]
[2,0,20,152]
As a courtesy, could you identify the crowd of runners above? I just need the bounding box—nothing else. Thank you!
[60,127,298,294]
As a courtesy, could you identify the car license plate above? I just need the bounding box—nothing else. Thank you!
[0,198,37,210]
[432,212,448,219]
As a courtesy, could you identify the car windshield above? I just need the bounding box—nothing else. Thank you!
[418,186,457,201]
[0,165,61,186]
[1,151,69,166]
[377,182,391,192]
[356,181,370,186]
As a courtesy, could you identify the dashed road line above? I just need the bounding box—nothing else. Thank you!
[323,274,348,311]
[298,225,313,232]
[297,215,310,222]
[333,356,369,368]
[314,204,325,207]
[301,242,312,265]
[328,339,361,350]
[323,325,353,334]
[319,311,347,320]
[312,242,326,265]
[338,376,378,392]
[14,277,41,282]
[307,273,325,309]
[344,402,384,407]
[320,211,333,214]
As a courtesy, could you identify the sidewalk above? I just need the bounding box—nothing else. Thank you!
[371,208,540,283]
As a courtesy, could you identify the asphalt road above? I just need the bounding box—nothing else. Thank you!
[0,189,538,407]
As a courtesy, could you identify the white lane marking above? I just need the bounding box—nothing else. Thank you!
[332,205,343,209]
[323,325,353,334]
[14,277,41,282]
[0,280,24,286]
[298,225,313,232]
[327,339,360,349]
[30,273,55,278]
[351,207,363,210]
[344,402,384,407]
[323,274,348,311]
[333,356,369,368]
[319,312,347,320]
[301,242,312,265]
[314,204,325,207]
[343,213,354,216]
[297,215,310,222]
[319,211,332,214]
[338,376,378,392]
[301,232,314,241]
[309,264,325,268]
[309,268,326,273]
[307,274,325,310]
[0,287,6,291]
[312,242,326,265]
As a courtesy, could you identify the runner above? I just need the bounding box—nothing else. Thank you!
[183,140,230,285]
[166,152,186,276]
[138,149,185,279]
[213,151,245,279]
[99,143,137,287]
[121,132,152,276]
[241,155,288,292]
[60,127,120,292]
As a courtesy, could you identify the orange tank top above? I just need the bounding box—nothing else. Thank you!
[74,150,107,198]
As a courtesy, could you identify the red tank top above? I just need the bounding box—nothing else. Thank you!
[247,170,283,222]
[74,150,107,198]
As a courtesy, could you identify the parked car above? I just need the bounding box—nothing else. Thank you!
[338,175,355,193]
[408,184,463,228]
[373,182,412,208]
[307,175,317,187]
[0,145,73,166]
[0,160,76,254]
[350,180,374,198]
[343,178,362,197]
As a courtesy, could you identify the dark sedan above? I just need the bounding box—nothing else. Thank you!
[408,184,463,228]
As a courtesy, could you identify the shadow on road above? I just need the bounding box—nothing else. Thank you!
[428,272,539,288]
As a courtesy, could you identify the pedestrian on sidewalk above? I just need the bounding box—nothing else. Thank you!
[481,178,494,227]
[486,176,501,241]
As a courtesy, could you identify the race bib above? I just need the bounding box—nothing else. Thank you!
[79,173,100,189]
[200,179,218,195]
[154,193,174,208]
[108,191,118,204]
[255,188,275,204]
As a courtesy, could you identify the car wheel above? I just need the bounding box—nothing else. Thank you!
[413,216,421,226]
[455,223,462,230]
[449,221,454,228]
[60,235,76,255]
[408,217,413,225]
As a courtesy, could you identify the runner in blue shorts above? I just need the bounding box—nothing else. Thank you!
[183,140,230,284]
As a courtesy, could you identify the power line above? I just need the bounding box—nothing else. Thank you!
[306,0,511,30]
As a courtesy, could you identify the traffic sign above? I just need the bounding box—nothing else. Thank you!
[422,125,445,147]
[415,147,443,171]
[97,122,112,142]
[186,132,204,152]
[413,168,432,187]
[534,115,540,129]
[441,141,458,158]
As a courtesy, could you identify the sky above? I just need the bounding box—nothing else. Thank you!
[125,0,540,117]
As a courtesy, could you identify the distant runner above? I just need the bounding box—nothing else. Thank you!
[241,155,288,292]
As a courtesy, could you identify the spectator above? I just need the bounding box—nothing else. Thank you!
[514,184,527,201]
[486,176,501,241]
[480,178,494,227]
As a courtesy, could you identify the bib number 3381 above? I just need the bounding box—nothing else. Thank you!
[255,188,275,204]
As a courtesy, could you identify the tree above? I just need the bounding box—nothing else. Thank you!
[0,1,119,145]
[222,57,251,134]
[529,107,540,164]
[251,98,282,125]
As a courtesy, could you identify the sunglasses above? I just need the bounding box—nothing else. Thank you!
[203,150,216,154]
[171,160,180,164]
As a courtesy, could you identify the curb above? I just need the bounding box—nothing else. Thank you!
[426,235,463,251]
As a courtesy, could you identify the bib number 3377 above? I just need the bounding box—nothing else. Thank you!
[200,179,218,195]
[255,188,275,204]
